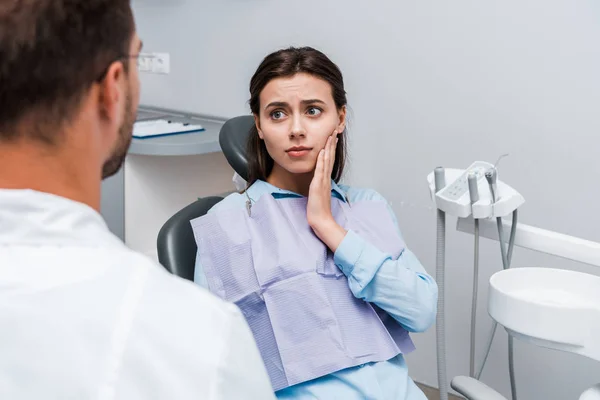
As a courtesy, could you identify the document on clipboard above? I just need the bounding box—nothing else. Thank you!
[132,119,205,139]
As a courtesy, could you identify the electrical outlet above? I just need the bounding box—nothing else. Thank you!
[138,53,153,72]
[152,53,170,74]
[137,52,170,74]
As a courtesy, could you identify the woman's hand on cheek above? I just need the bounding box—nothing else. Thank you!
[307,131,347,252]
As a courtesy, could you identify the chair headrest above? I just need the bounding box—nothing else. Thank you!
[218,115,254,181]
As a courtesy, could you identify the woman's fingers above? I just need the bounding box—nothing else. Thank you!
[316,132,338,184]
[326,133,337,179]
[314,148,325,180]
[323,136,332,180]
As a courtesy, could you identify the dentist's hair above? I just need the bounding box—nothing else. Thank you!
[246,46,348,186]
[0,0,134,143]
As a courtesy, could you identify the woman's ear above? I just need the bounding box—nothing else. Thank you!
[336,105,347,134]
[254,114,264,139]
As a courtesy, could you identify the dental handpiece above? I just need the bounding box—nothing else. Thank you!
[468,172,479,205]
[434,166,446,192]
[485,168,497,204]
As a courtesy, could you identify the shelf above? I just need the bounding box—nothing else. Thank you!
[130,105,228,156]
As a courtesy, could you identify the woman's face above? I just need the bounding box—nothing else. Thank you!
[255,73,346,176]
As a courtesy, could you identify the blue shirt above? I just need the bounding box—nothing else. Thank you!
[194,180,438,400]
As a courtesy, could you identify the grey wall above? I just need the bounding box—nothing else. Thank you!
[100,167,124,240]
[131,1,600,398]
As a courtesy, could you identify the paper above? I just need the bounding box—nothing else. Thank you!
[232,172,247,191]
[132,119,204,139]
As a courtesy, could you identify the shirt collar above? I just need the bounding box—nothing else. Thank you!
[0,189,122,247]
[246,179,347,203]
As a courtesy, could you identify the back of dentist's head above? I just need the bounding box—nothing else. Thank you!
[0,0,141,209]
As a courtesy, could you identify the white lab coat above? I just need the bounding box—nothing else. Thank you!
[0,189,275,400]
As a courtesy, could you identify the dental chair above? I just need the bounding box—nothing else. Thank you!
[158,115,569,400]
[156,114,507,399]
[156,196,223,280]
[156,115,255,280]
[218,115,253,181]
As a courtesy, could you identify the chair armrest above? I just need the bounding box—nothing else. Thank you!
[451,376,508,400]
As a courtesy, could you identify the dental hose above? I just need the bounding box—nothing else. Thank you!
[494,211,518,400]
[471,169,518,400]
[434,167,449,400]
[475,210,518,380]
[506,211,518,400]
[470,218,479,378]
[467,173,480,379]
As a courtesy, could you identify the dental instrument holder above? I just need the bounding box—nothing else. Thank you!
[427,161,525,400]
[428,161,524,220]
[429,163,600,400]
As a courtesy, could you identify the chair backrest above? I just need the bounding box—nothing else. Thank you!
[156,115,254,280]
[156,196,223,280]
[218,115,254,181]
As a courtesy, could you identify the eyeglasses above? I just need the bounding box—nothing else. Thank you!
[95,54,141,83]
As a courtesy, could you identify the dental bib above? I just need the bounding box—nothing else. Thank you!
[192,193,415,391]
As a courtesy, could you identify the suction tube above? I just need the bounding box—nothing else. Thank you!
[496,212,518,400]
[476,209,518,380]
[479,169,518,400]
[434,167,448,400]
[470,219,479,378]
[467,173,480,379]
[506,211,518,400]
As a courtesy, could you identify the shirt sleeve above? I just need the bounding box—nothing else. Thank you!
[333,192,438,333]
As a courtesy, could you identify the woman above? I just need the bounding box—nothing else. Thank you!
[192,47,438,399]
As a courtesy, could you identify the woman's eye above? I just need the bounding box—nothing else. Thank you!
[307,107,322,116]
[271,111,285,120]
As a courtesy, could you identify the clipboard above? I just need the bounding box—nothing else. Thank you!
[132,119,205,139]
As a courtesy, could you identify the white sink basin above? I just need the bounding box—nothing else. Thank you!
[488,267,600,361]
